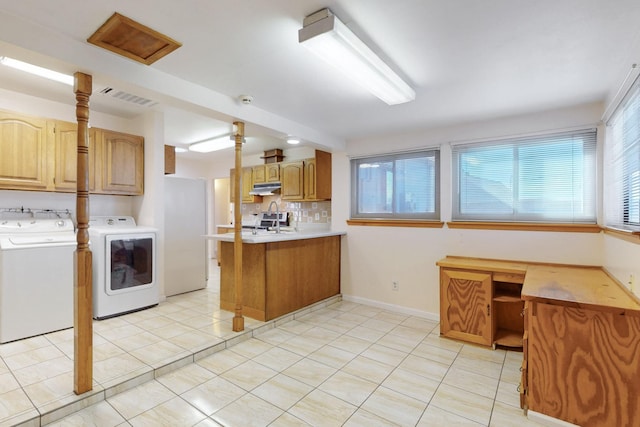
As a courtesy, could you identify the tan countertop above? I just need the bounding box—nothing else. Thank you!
[522,264,640,315]
[437,256,640,315]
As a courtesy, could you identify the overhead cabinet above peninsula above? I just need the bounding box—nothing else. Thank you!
[231,149,331,203]
[0,110,144,195]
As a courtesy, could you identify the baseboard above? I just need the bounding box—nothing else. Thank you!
[341,294,439,322]
[527,411,580,427]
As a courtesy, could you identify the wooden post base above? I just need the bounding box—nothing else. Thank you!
[232,315,244,332]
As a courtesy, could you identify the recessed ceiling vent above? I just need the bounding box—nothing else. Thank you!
[99,87,158,108]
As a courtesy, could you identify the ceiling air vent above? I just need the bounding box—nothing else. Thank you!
[99,87,158,108]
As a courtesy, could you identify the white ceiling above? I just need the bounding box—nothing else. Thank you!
[1,1,639,159]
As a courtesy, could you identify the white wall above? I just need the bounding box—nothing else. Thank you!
[336,102,607,319]
[603,235,640,298]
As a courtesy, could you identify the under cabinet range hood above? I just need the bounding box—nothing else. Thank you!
[249,182,282,195]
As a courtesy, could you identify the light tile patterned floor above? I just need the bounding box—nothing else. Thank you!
[0,262,542,426]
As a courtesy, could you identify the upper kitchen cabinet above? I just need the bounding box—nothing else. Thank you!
[304,150,331,201]
[0,111,50,191]
[280,161,304,200]
[53,120,95,192]
[252,165,266,184]
[266,163,280,182]
[230,167,262,203]
[252,164,280,184]
[281,150,331,201]
[94,128,144,195]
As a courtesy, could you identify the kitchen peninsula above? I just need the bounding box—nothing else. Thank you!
[209,230,345,321]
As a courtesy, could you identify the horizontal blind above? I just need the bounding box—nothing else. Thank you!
[351,150,440,219]
[452,129,597,222]
[605,76,640,230]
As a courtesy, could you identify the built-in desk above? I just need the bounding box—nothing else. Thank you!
[438,256,640,426]
[521,265,640,427]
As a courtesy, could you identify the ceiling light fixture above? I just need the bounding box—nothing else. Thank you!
[0,56,74,86]
[286,136,301,145]
[188,134,236,153]
[174,146,188,153]
[298,8,415,105]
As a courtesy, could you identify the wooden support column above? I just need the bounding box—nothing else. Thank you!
[232,121,245,332]
[73,72,93,394]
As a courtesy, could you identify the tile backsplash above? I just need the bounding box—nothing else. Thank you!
[239,196,331,226]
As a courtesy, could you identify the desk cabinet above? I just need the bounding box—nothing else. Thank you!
[522,265,640,427]
[438,257,525,349]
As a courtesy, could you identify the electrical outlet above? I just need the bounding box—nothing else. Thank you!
[392,280,399,291]
[630,274,636,292]
[315,213,320,220]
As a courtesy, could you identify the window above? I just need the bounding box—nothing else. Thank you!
[605,76,640,231]
[351,150,439,220]
[451,130,597,223]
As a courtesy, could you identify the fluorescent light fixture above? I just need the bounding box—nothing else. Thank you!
[188,134,246,153]
[298,8,415,105]
[188,134,235,153]
[286,136,301,145]
[0,56,74,86]
[174,146,188,153]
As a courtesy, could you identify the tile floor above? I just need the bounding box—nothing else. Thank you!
[0,262,542,427]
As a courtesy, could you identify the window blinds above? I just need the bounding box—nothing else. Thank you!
[605,77,640,230]
[452,129,597,222]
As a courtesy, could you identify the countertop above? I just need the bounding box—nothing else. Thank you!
[522,264,640,315]
[205,229,346,244]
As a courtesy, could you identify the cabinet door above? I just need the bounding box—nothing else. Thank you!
[281,161,304,200]
[266,163,280,182]
[98,129,144,195]
[53,121,95,192]
[0,112,50,190]
[304,158,317,200]
[241,167,256,202]
[253,165,266,183]
[440,269,492,346]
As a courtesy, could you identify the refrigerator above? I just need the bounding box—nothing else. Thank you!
[164,176,208,296]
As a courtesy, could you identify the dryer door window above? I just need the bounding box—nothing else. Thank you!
[108,237,153,292]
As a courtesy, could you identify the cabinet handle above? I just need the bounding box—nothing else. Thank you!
[487,304,491,316]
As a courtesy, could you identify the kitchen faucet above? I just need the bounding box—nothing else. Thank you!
[267,200,280,233]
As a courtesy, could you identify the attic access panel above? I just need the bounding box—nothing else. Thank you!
[87,12,181,65]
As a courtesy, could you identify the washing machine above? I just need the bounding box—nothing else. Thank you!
[89,216,158,319]
[0,216,76,343]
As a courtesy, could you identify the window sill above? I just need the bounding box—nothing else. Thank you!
[347,219,445,228]
[447,221,602,233]
[603,227,640,244]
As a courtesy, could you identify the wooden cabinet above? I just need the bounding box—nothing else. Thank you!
[304,150,331,201]
[95,129,144,195]
[220,235,340,321]
[440,269,493,346]
[521,265,640,426]
[280,161,304,200]
[230,167,262,203]
[0,111,50,190]
[281,150,331,201]
[266,163,280,182]
[164,145,175,175]
[252,165,266,183]
[438,257,526,349]
[53,121,96,192]
[0,110,143,195]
